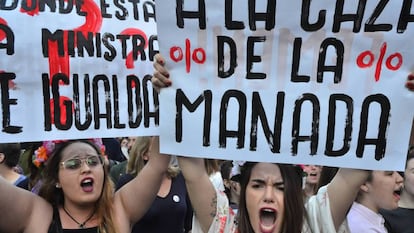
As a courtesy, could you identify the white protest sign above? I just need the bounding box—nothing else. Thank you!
[0,0,159,143]
[156,0,414,170]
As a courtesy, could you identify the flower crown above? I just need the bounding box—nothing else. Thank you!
[32,138,106,168]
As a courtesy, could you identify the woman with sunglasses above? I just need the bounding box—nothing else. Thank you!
[0,138,171,233]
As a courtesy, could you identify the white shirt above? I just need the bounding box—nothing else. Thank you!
[192,185,349,233]
[347,202,388,233]
[209,171,225,192]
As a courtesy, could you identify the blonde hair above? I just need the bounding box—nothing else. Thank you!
[204,159,220,176]
[127,136,179,178]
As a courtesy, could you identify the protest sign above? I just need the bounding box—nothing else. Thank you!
[0,0,159,143]
[156,0,414,170]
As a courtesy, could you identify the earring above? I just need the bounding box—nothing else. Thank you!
[55,183,61,188]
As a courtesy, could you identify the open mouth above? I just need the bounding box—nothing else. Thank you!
[80,178,94,192]
[309,172,317,177]
[393,188,402,197]
[259,208,277,232]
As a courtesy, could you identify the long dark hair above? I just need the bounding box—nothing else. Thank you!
[237,162,305,233]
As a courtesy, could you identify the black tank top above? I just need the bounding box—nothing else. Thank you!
[48,206,99,233]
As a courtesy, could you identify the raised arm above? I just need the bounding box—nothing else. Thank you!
[114,136,171,225]
[0,177,52,233]
[177,156,217,233]
[327,168,369,230]
[324,72,414,230]
[151,54,218,232]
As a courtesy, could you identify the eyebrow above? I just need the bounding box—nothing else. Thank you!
[64,154,99,160]
[71,154,99,157]
[251,179,284,185]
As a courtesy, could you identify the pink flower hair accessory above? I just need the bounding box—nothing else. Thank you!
[32,141,57,168]
[32,138,106,168]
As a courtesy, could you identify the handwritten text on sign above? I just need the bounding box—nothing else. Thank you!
[0,0,160,142]
[156,0,414,170]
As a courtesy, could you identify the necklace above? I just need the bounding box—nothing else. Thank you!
[62,206,95,229]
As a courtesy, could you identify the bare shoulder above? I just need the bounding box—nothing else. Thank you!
[16,194,53,233]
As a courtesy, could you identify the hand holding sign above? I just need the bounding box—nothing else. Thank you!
[406,74,414,91]
[152,54,172,92]
[155,0,414,171]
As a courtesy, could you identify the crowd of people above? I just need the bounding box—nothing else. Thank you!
[0,135,414,232]
[151,54,414,233]
[0,136,414,233]
[1,57,414,233]
[0,66,414,233]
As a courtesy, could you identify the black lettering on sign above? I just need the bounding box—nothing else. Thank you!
[142,0,156,22]
[246,36,266,79]
[42,73,52,131]
[325,94,353,157]
[148,35,159,61]
[219,90,246,149]
[301,0,412,33]
[332,0,365,33]
[42,73,158,131]
[73,73,92,130]
[175,0,206,29]
[111,75,125,129]
[398,0,414,33]
[174,89,392,160]
[127,74,142,128]
[247,0,276,31]
[224,0,244,30]
[250,92,285,153]
[0,24,14,55]
[175,89,212,146]
[217,36,237,78]
[92,75,112,129]
[291,37,344,84]
[316,37,344,83]
[291,93,320,155]
[42,29,157,62]
[356,94,390,161]
[365,0,392,32]
[142,74,159,127]
[224,0,276,30]
[301,0,326,32]
[54,73,72,130]
[0,72,21,133]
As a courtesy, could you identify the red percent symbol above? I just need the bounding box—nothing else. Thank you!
[170,38,206,73]
[356,42,403,82]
